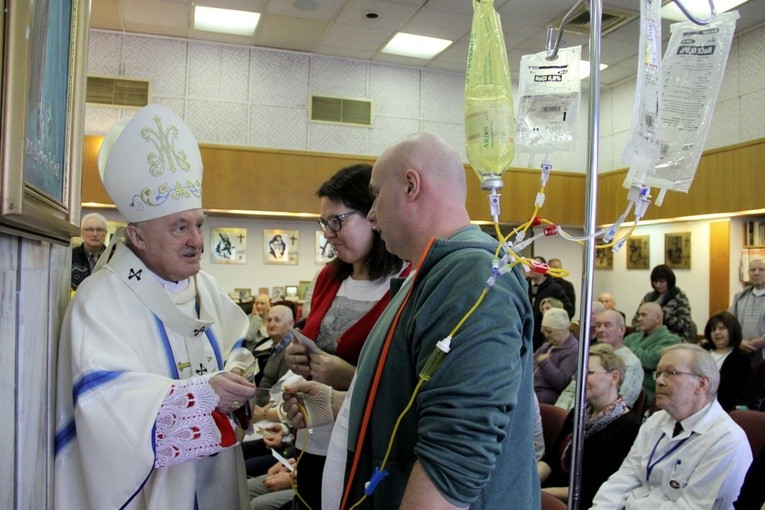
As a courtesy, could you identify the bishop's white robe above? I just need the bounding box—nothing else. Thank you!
[54,243,250,509]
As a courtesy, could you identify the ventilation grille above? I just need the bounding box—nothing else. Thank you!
[310,95,372,126]
[86,76,151,107]
[548,6,637,37]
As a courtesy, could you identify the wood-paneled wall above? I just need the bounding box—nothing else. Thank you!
[81,135,764,226]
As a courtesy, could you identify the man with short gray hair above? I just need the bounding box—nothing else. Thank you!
[71,212,108,291]
[591,344,752,509]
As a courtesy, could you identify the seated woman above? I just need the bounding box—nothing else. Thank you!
[700,311,751,411]
[534,308,578,404]
[539,344,641,508]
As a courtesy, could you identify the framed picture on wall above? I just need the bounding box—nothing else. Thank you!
[627,236,650,269]
[210,227,247,264]
[265,229,298,265]
[0,0,89,242]
[272,286,286,301]
[298,280,311,301]
[285,285,299,299]
[595,247,614,269]
[316,231,336,264]
[665,232,691,269]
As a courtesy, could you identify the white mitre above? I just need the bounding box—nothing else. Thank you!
[97,104,203,223]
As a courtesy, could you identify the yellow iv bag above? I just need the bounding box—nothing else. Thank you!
[465,0,515,191]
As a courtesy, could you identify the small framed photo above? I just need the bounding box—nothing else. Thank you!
[271,286,286,301]
[234,288,252,300]
[285,285,299,299]
[595,247,613,270]
[298,280,311,301]
[316,231,335,264]
[211,227,247,264]
[265,229,298,265]
[665,232,691,269]
[258,287,269,297]
[627,236,650,270]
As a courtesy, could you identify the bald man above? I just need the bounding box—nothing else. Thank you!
[71,212,108,291]
[283,132,538,510]
[623,302,681,405]
[730,258,765,364]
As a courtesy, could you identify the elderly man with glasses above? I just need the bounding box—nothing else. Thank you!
[71,212,109,291]
[591,344,752,509]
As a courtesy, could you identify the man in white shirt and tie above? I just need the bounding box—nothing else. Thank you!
[591,344,752,509]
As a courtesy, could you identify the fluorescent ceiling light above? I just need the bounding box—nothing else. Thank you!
[579,60,608,80]
[381,33,452,59]
[194,6,260,36]
[661,0,749,21]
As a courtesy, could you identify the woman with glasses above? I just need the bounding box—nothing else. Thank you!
[700,311,751,411]
[284,163,409,509]
[539,343,641,508]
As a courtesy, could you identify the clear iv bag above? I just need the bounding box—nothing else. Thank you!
[465,0,515,191]
[516,46,582,153]
[646,11,739,193]
[621,0,663,181]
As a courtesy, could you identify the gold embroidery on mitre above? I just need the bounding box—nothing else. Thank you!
[140,114,191,177]
[130,179,202,211]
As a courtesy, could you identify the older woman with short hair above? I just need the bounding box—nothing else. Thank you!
[540,344,641,508]
[534,308,578,404]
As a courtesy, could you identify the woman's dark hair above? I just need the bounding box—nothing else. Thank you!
[703,310,743,349]
[317,164,403,281]
[650,264,676,289]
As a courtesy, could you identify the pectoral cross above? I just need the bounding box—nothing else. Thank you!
[196,364,208,375]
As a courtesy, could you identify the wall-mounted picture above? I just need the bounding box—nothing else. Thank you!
[285,285,299,299]
[595,247,614,269]
[665,232,691,269]
[627,236,650,269]
[316,231,336,264]
[298,280,312,301]
[272,286,286,301]
[265,229,298,265]
[211,227,247,264]
[258,287,269,297]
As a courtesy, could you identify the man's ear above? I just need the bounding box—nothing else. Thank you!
[697,375,710,395]
[125,224,145,250]
[404,169,420,199]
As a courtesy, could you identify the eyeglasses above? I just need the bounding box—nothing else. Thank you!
[317,210,362,233]
[587,370,610,375]
[82,227,106,234]
[652,370,699,380]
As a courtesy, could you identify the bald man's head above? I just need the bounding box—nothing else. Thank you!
[636,302,663,334]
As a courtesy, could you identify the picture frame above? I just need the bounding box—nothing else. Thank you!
[298,280,311,301]
[210,227,247,264]
[0,0,88,242]
[627,236,650,270]
[271,286,286,301]
[594,247,614,270]
[316,231,335,264]
[285,285,299,299]
[665,232,691,269]
[233,288,252,300]
[265,229,298,265]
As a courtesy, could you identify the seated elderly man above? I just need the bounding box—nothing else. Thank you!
[590,344,752,509]
[624,302,681,406]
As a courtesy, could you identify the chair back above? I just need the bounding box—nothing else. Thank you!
[631,389,647,419]
[539,403,569,457]
[541,490,568,510]
[729,410,765,457]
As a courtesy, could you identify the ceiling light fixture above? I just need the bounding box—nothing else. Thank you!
[660,0,749,21]
[579,60,609,80]
[381,32,452,59]
[193,6,260,36]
